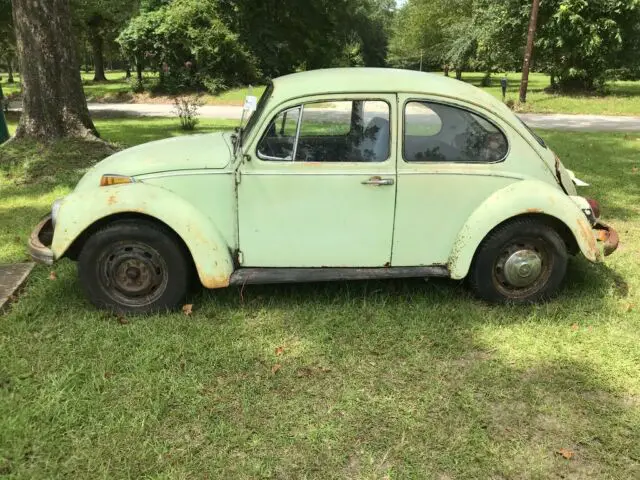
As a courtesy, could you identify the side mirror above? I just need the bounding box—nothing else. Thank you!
[243,95,258,113]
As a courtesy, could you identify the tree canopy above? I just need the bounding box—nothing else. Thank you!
[116,0,395,91]
[5,0,640,95]
[388,0,640,90]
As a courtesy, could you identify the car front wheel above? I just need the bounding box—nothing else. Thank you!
[78,219,192,313]
[469,218,569,303]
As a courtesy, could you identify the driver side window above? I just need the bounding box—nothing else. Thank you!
[256,106,302,161]
[257,100,390,163]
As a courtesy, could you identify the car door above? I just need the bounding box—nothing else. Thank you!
[238,94,397,267]
[392,94,521,267]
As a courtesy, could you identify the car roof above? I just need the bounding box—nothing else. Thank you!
[270,68,506,111]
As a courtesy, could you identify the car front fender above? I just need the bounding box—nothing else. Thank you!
[52,183,234,289]
[448,180,600,280]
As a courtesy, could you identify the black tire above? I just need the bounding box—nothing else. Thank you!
[77,219,192,314]
[469,218,568,304]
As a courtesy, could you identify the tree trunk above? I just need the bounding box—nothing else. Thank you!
[455,69,462,80]
[7,58,14,84]
[90,28,107,82]
[11,0,98,140]
[136,60,143,82]
[125,65,131,79]
[519,0,541,103]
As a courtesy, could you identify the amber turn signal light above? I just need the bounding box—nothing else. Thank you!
[100,175,134,187]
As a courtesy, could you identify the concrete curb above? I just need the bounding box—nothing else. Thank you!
[0,263,35,314]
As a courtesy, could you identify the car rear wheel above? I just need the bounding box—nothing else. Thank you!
[469,218,568,303]
[78,219,192,313]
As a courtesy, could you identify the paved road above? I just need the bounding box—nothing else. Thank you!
[9,102,640,131]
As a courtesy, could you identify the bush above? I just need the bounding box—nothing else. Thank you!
[131,79,145,94]
[173,96,203,131]
[118,0,259,95]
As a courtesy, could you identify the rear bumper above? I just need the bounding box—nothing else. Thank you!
[594,221,619,257]
[28,215,55,265]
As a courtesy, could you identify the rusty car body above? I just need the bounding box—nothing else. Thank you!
[29,68,619,312]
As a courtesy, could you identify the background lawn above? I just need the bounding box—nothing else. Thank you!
[4,70,640,115]
[0,119,639,478]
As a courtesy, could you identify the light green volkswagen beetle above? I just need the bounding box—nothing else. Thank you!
[28,68,618,312]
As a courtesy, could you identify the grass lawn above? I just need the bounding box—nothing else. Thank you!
[4,69,640,115]
[460,71,640,116]
[0,117,639,478]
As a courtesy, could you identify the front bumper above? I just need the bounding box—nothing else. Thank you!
[594,221,619,257]
[28,215,55,265]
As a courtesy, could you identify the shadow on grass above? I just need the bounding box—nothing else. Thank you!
[7,257,635,477]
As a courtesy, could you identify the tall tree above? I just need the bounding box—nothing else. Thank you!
[387,0,476,76]
[11,0,98,140]
[71,0,138,81]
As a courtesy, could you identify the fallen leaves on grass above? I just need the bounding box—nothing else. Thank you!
[275,346,284,356]
[117,315,129,325]
[182,304,193,316]
[557,448,574,459]
[571,323,579,331]
[271,364,282,374]
[48,271,57,280]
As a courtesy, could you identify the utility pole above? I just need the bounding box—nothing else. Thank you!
[519,0,541,103]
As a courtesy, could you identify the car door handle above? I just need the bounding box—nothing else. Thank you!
[361,176,395,186]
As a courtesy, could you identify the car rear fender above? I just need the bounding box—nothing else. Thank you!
[52,183,234,289]
[448,180,599,279]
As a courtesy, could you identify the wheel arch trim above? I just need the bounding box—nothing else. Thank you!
[448,180,599,279]
[52,184,234,289]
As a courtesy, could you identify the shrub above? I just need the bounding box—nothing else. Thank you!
[173,96,203,130]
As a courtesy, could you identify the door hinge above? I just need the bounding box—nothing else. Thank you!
[236,250,244,265]
[235,170,241,185]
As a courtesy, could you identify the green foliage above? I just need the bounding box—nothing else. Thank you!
[389,0,640,91]
[537,0,640,91]
[118,0,259,93]
[70,0,139,73]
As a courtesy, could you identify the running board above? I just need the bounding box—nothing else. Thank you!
[229,266,449,286]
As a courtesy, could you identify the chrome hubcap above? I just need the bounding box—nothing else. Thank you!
[502,250,543,287]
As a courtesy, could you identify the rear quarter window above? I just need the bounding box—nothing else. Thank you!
[404,101,509,163]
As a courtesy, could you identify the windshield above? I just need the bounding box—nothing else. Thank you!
[519,118,547,148]
[240,82,274,148]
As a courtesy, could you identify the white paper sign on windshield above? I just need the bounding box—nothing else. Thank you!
[243,95,258,112]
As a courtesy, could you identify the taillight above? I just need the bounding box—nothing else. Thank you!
[586,198,601,219]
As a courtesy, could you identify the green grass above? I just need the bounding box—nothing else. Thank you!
[458,71,640,116]
[4,68,640,115]
[0,119,639,478]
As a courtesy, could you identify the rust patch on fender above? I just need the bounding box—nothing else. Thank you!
[576,218,600,261]
[525,208,543,213]
[107,193,118,206]
[201,274,230,289]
